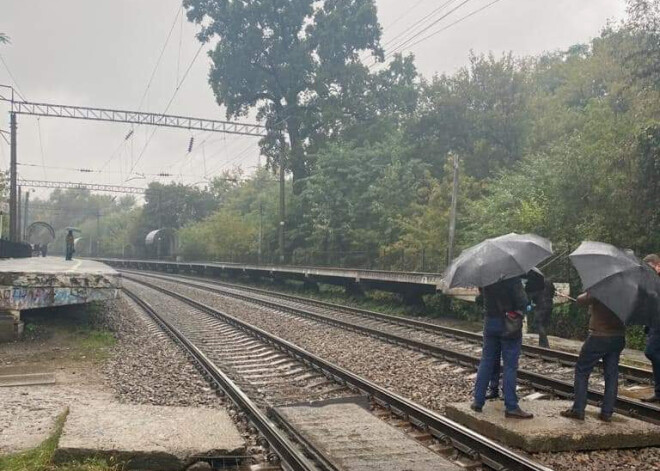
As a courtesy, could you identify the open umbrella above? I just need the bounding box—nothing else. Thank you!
[569,241,660,325]
[65,227,81,233]
[443,233,553,289]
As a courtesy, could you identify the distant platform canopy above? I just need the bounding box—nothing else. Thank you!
[145,228,178,259]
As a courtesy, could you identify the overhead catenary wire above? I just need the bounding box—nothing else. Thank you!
[405,0,507,50]
[0,54,28,101]
[126,42,205,180]
[377,0,474,64]
[101,5,183,172]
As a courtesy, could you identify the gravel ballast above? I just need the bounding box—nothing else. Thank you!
[102,296,223,408]
[124,273,660,471]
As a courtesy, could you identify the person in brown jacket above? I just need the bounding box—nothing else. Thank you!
[560,292,625,422]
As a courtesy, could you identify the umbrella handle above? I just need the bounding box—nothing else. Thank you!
[557,292,577,302]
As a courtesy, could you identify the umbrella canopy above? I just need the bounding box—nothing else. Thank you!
[443,233,553,289]
[569,241,660,325]
[65,227,81,233]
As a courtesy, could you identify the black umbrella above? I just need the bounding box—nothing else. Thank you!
[443,233,554,289]
[569,241,660,325]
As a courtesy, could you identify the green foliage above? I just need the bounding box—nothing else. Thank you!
[179,208,257,261]
[183,0,420,192]
[0,33,9,44]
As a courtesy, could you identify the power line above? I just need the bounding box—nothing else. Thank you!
[127,42,205,179]
[380,0,473,63]
[406,0,507,50]
[102,5,183,173]
[0,54,27,101]
[380,0,458,53]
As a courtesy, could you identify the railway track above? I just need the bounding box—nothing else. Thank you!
[123,276,551,471]
[120,269,660,424]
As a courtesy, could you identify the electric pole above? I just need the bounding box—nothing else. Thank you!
[258,200,263,265]
[23,190,31,241]
[447,152,459,265]
[279,157,285,264]
[17,186,21,243]
[9,112,17,242]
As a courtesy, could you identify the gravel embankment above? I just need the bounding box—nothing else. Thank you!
[125,274,660,471]
[102,296,223,408]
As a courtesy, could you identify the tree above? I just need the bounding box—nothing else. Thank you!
[0,33,9,44]
[183,0,384,191]
[405,53,530,180]
[141,182,218,231]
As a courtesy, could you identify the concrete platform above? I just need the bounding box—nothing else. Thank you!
[446,400,660,453]
[55,402,245,470]
[0,257,120,311]
[272,397,460,470]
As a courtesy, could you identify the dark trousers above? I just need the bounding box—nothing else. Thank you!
[65,247,73,260]
[645,329,660,397]
[474,316,522,411]
[537,312,550,348]
[571,334,624,416]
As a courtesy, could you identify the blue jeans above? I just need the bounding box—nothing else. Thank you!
[474,316,522,411]
[645,329,660,397]
[571,335,624,416]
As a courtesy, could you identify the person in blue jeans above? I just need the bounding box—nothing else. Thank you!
[471,276,533,419]
[561,292,625,422]
[642,254,660,404]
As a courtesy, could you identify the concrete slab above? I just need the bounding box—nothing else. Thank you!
[55,402,245,470]
[0,257,120,312]
[0,372,56,387]
[273,398,460,471]
[445,400,660,453]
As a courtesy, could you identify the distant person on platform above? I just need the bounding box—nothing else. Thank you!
[561,291,625,422]
[41,243,48,257]
[65,231,75,261]
[642,254,660,403]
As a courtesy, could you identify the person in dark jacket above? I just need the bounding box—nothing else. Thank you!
[528,279,556,348]
[561,292,625,422]
[65,230,75,261]
[642,254,660,403]
[471,276,533,418]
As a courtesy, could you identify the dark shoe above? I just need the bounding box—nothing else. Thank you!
[505,408,533,419]
[485,389,499,400]
[470,403,483,413]
[598,412,612,422]
[641,396,660,403]
[560,409,585,421]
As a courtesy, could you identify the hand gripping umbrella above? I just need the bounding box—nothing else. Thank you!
[569,241,660,326]
[443,233,553,289]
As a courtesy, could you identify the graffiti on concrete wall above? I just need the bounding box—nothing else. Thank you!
[0,287,118,310]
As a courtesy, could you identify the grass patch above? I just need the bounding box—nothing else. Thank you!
[21,304,116,360]
[0,412,117,471]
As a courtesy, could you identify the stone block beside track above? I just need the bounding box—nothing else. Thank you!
[55,402,245,470]
[446,400,660,453]
[273,397,461,471]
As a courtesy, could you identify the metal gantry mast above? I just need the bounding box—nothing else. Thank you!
[0,87,267,242]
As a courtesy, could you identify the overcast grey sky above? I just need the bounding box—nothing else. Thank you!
[0,0,627,196]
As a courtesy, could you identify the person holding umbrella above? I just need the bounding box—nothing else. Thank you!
[561,242,660,422]
[444,233,554,419]
[642,253,660,404]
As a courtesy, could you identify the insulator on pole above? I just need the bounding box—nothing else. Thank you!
[187,137,194,153]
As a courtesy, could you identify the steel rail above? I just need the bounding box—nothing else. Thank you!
[122,270,660,425]
[122,287,320,471]
[124,275,552,471]
[124,268,653,383]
